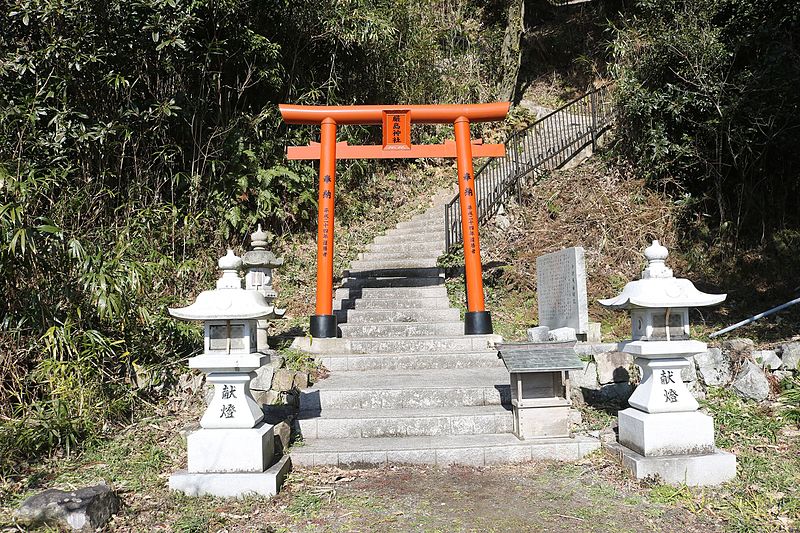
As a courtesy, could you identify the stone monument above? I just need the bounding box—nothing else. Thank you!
[167,250,291,497]
[536,247,591,339]
[599,240,736,485]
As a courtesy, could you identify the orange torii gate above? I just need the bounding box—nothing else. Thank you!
[280,103,509,338]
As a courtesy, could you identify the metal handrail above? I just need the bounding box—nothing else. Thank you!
[444,83,614,250]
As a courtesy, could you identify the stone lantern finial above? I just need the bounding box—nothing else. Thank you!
[641,240,672,279]
[216,250,243,289]
[250,224,269,251]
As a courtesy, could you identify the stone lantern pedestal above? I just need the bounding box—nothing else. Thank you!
[167,251,291,497]
[600,241,736,486]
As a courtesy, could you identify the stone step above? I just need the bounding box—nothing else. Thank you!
[359,250,442,261]
[348,260,439,272]
[354,298,452,310]
[299,368,510,410]
[348,334,499,354]
[290,433,601,467]
[338,321,464,338]
[366,242,444,254]
[319,350,503,371]
[395,219,445,230]
[297,405,513,439]
[374,233,444,245]
[334,286,448,300]
[341,276,444,289]
[383,228,445,239]
[342,308,461,324]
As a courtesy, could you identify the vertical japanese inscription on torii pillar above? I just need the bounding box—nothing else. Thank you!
[382,111,411,150]
[321,174,332,258]
[463,171,477,255]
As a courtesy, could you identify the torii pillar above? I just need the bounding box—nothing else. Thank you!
[280,103,509,338]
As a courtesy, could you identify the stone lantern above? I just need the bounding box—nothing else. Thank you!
[242,225,286,354]
[167,250,290,497]
[599,240,736,485]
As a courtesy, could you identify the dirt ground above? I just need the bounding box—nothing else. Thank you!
[254,459,723,533]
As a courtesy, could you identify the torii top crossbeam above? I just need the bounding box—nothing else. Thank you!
[280,103,508,160]
[280,102,509,338]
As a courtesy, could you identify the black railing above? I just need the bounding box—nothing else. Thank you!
[444,83,613,250]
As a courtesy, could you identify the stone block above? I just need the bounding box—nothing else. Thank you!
[187,424,274,473]
[618,409,714,457]
[293,371,309,390]
[526,326,550,342]
[484,446,531,464]
[732,360,770,401]
[253,389,280,406]
[781,342,800,371]
[606,441,736,486]
[753,350,782,370]
[251,363,276,391]
[695,348,732,386]
[595,351,634,384]
[338,451,387,465]
[681,355,697,382]
[722,338,754,360]
[273,421,291,454]
[569,362,599,391]
[169,455,291,498]
[548,327,577,342]
[386,449,437,464]
[14,484,120,532]
[272,369,295,392]
[436,448,485,467]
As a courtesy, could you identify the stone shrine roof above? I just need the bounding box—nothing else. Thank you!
[497,342,583,373]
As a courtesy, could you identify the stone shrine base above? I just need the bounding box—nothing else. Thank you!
[605,441,736,486]
[169,455,292,498]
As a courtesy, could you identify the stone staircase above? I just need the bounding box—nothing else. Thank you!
[291,197,598,467]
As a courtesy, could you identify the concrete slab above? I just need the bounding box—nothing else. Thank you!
[169,455,291,497]
[290,434,600,467]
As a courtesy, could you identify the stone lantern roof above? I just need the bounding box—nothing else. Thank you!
[598,241,725,310]
[169,250,276,321]
[242,225,284,268]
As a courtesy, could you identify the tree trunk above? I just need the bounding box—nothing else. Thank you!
[498,0,525,102]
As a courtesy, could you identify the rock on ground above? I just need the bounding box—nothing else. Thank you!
[14,484,120,532]
[781,342,800,371]
[695,348,732,386]
[753,350,782,370]
[721,338,754,361]
[732,360,771,402]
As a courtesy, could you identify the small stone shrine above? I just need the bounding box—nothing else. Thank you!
[242,224,286,353]
[599,240,736,485]
[167,250,290,497]
[498,342,583,439]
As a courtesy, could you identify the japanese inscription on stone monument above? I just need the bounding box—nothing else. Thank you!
[536,246,589,333]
